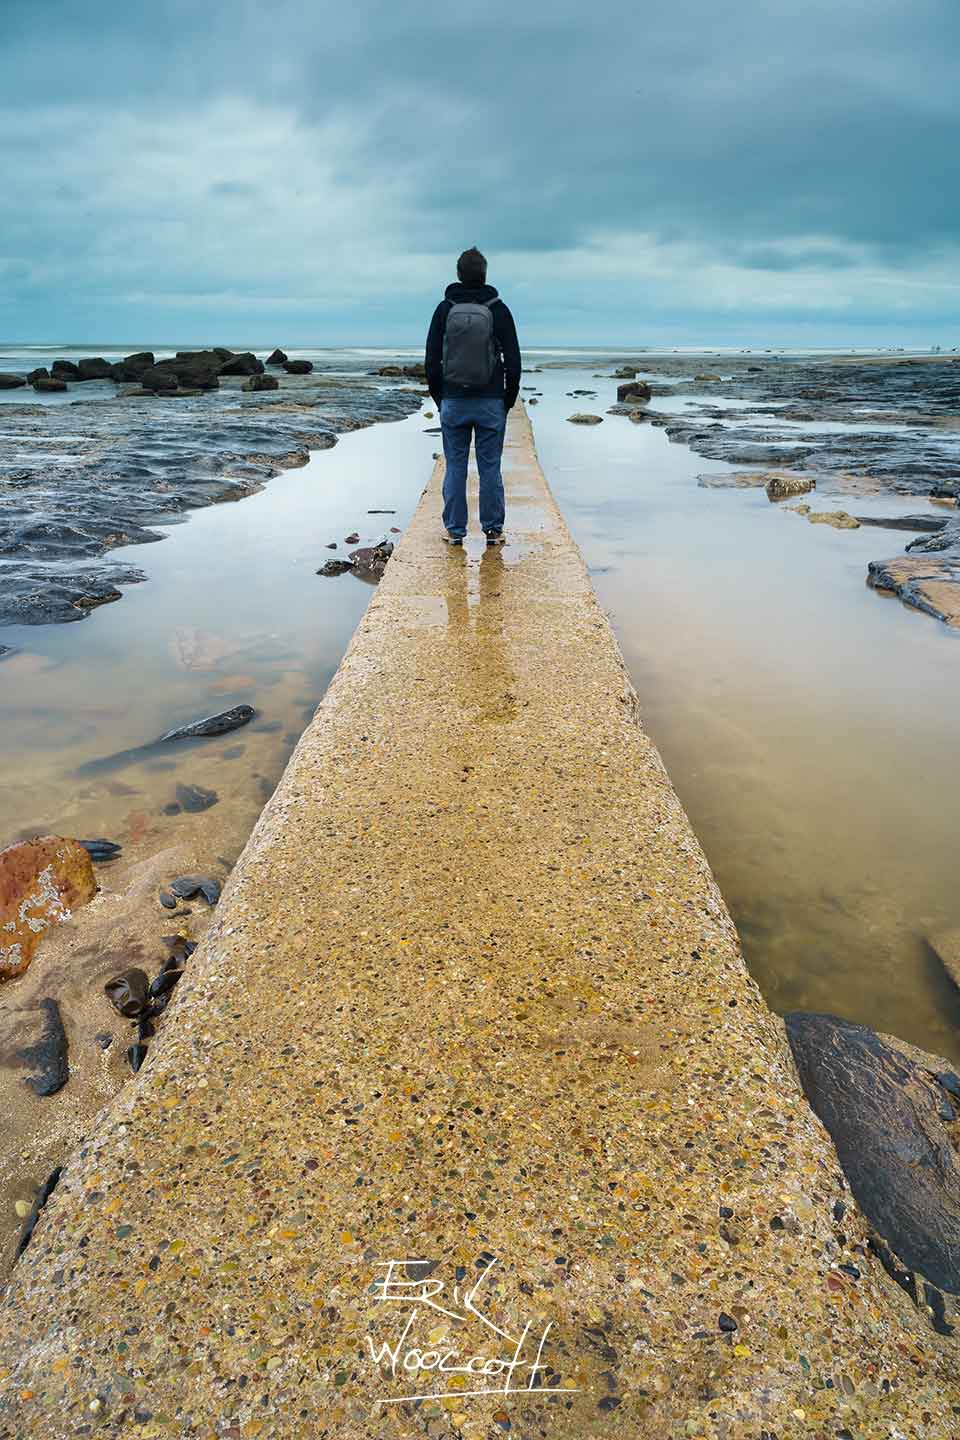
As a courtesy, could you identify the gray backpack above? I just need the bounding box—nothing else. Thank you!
[442,298,502,388]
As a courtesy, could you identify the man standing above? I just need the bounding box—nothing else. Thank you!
[425,247,522,546]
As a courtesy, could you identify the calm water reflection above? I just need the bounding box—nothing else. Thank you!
[530,368,960,1063]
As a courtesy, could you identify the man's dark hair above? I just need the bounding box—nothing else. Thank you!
[456,247,487,287]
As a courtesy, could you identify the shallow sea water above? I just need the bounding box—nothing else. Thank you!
[529,365,960,1063]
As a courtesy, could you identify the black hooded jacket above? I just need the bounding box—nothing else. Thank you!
[425,282,521,410]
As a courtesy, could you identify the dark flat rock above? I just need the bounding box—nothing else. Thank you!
[17,998,69,1096]
[159,704,254,741]
[785,1010,960,1293]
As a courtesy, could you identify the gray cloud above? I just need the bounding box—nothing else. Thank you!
[1,0,958,342]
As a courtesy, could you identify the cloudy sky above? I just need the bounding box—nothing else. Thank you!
[2,0,959,347]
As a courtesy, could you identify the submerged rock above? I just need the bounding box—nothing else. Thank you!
[243,375,279,392]
[78,838,122,863]
[0,836,97,980]
[807,510,860,529]
[17,997,69,1096]
[927,929,960,989]
[159,704,255,741]
[567,414,603,425]
[785,1011,960,1294]
[104,969,150,1018]
[0,374,26,389]
[174,782,218,812]
[32,377,67,393]
[168,874,220,905]
[282,360,313,375]
[317,559,353,577]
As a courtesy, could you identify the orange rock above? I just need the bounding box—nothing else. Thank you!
[0,836,96,980]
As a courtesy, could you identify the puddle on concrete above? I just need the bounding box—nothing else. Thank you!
[530,364,960,1064]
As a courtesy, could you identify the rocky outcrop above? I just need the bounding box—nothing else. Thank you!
[376,363,427,380]
[26,368,48,383]
[868,533,960,628]
[0,374,26,389]
[76,358,114,381]
[785,1011,960,1296]
[110,352,155,382]
[50,360,80,380]
[613,366,637,378]
[219,352,264,377]
[266,349,288,366]
[282,360,313,375]
[138,365,180,394]
[0,837,97,980]
[616,380,652,403]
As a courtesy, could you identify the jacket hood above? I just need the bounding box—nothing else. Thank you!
[444,282,499,304]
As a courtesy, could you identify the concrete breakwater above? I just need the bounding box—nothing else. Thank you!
[0,407,956,1437]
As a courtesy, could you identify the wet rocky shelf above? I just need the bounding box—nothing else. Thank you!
[0,351,422,625]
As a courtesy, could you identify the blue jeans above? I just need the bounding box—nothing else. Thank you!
[440,396,506,538]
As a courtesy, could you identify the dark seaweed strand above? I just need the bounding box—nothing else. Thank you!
[14,1165,63,1262]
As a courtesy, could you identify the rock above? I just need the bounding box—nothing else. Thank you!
[27,368,49,383]
[613,367,637,379]
[807,510,860,529]
[76,358,114,381]
[317,560,353,577]
[567,414,604,425]
[266,349,288,366]
[695,373,723,382]
[175,782,218,812]
[50,360,80,380]
[219,352,264,377]
[376,363,426,380]
[785,1011,960,1294]
[243,375,279,391]
[16,997,69,1096]
[78,839,122,863]
[150,352,221,391]
[168,874,220,905]
[0,836,97,981]
[0,374,26,389]
[868,544,960,628]
[344,533,360,544]
[528,397,539,405]
[348,541,393,580]
[281,360,313,375]
[139,366,180,394]
[158,704,255,741]
[127,1042,147,1074]
[32,378,68,393]
[927,929,960,989]
[110,352,155,382]
[616,381,652,404]
[855,514,947,533]
[766,473,815,500]
[104,969,150,1017]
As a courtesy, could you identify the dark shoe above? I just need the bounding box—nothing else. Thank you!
[444,533,464,547]
[484,530,503,546]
